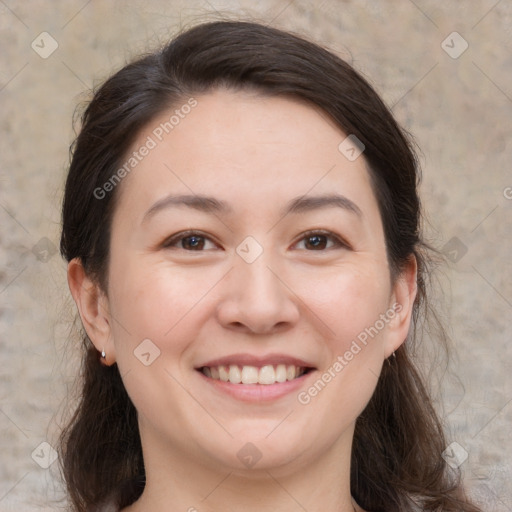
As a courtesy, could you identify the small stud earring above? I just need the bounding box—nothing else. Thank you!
[101,349,106,359]
[392,351,396,358]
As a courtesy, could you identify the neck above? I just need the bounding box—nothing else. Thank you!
[124,423,360,512]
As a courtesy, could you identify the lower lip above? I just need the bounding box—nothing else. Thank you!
[196,370,315,402]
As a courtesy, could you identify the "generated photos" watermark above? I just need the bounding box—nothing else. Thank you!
[297,302,402,405]
[94,97,198,200]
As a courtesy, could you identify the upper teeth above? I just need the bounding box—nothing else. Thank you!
[202,364,306,385]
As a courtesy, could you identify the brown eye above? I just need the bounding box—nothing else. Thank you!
[163,231,218,251]
[304,234,328,250]
[180,235,206,250]
[293,231,348,251]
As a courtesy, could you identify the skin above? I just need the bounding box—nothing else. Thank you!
[68,88,417,512]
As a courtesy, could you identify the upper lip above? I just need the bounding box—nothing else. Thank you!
[196,353,316,369]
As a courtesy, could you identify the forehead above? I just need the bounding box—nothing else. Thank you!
[112,88,378,222]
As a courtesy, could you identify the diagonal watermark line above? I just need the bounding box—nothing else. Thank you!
[61,0,92,29]
[267,0,296,25]
[61,60,90,89]
[472,0,502,29]
[164,267,234,336]
[471,397,512,439]
[472,61,512,104]
[202,0,225,22]
[0,472,29,502]
[265,409,294,438]
[0,408,29,438]
[470,205,499,233]
[266,164,337,234]
[367,366,380,380]
[495,498,512,512]
[471,265,512,308]
[0,62,29,94]
[0,266,27,295]
[391,62,439,109]
[200,471,233,501]
[163,163,233,233]
[407,0,439,28]
[0,203,30,234]
[164,368,233,438]
[265,266,336,336]
[265,470,309,511]
[120,368,132,380]
[0,0,29,29]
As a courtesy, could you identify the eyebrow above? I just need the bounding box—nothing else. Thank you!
[142,192,362,223]
[142,194,232,223]
[282,194,362,217]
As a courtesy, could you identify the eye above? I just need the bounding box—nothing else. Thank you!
[162,231,219,251]
[293,230,348,251]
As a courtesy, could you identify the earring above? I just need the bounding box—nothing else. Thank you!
[392,351,396,358]
[101,349,106,359]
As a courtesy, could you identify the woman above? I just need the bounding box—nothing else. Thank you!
[58,20,482,512]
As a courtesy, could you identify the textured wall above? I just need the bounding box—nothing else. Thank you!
[0,1,511,510]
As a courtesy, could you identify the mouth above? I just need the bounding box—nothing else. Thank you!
[198,364,314,385]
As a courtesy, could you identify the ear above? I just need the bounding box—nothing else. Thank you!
[383,254,418,358]
[67,258,116,365]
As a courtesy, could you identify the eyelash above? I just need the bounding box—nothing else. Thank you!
[162,229,350,252]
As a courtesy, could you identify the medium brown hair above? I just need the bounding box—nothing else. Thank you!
[59,20,481,511]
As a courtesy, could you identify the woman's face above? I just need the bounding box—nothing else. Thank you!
[97,89,415,474]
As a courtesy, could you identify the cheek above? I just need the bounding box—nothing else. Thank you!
[107,256,224,357]
[304,262,391,349]
[105,260,220,431]
[294,267,390,437]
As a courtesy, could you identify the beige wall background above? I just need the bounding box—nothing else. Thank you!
[0,1,511,510]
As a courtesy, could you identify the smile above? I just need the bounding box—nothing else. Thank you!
[200,364,311,385]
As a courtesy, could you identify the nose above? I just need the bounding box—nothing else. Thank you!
[216,255,300,335]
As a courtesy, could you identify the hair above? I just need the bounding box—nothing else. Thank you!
[58,20,481,512]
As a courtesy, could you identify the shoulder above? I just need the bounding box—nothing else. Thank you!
[94,476,144,512]
[92,497,119,512]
